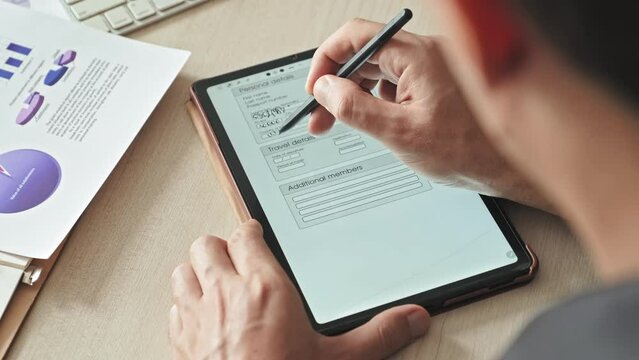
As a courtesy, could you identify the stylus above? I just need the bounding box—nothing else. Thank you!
[278,8,413,134]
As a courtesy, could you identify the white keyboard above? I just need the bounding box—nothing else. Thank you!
[60,0,210,35]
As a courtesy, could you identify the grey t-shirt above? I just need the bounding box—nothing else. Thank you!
[502,280,639,359]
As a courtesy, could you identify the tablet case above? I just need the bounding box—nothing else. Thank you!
[0,243,65,357]
[187,100,251,223]
[186,98,539,329]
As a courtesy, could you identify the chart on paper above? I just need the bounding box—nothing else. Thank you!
[0,38,33,81]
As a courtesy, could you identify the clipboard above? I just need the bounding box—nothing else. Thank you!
[0,243,65,358]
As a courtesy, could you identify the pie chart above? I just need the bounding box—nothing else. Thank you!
[0,149,61,214]
[2,0,31,8]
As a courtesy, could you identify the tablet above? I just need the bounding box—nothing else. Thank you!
[191,49,538,334]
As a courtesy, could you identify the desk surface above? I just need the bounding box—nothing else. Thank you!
[7,0,598,359]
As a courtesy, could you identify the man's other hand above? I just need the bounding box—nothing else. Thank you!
[169,220,430,360]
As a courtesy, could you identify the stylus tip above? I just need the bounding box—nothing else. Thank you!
[278,123,290,134]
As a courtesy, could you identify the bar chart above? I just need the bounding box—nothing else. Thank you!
[0,40,32,81]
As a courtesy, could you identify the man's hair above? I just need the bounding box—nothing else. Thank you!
[514,1,639,104]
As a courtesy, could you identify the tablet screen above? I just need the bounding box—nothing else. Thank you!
[205,57,518,324]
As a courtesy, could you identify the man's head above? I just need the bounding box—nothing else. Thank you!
[434,0,639,128]
[433,0,639,276]
[433,0,639,194]
[512,0,639,105]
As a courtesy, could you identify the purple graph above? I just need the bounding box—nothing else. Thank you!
[54,50,76,66]
[5,57,22,67]
[7,43,31,56]
[0,149,61,214]
[16,92,44,125]
[0,42,32,80]
[44,50,77,86]
[0,69,12,80]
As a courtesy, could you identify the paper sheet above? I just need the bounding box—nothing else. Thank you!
[0,4,190,258]
[0,252,29,269]
[1,0,69,19]
[0,251,28,320]
[0,266,22,319]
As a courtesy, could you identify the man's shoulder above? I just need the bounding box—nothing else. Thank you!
[502,279,639,360]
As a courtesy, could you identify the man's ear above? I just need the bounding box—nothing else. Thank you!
[453,0,527,85]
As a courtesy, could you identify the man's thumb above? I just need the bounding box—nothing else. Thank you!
[313,75,407,138]
[334,305,430,360]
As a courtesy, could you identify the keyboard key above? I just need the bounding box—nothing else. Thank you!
[64,0,208,35]
[70,0,126,21]
[104,6,134,29]
[127,0,156,20]
[82,15,111,31]
[151,0,185,11]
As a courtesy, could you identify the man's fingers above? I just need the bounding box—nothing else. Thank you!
[306,50,340,94]
[313,75,409,140]
[308,75,377,135]
[227,219,282,276]
[189,236,238,291]
[308,106,336,135]
[378,79,398,102]
[355,63,386,82]
[359,79,379,91]
[306,19,387,92]
[335,305,430,360]
[169,305,188,360]
[171,263,203,308]
[169,305,182,339]
[306,18,411,93]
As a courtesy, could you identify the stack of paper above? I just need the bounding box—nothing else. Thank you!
[0,0,69,19]
[0,3,189,319]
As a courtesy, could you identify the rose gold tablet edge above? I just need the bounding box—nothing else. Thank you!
[187,92,251,223]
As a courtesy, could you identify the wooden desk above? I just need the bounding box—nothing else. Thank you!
[6,0,597,358]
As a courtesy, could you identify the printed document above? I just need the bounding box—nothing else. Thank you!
[1,0,69,18]
[0,4,189,258]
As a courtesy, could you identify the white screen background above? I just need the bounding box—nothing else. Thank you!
[206,59,516,324]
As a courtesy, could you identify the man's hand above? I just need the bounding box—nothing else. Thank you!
[307,19,550,210]
[169,220,430,360]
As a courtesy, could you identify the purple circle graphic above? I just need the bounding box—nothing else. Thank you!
[0,149,61,214]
